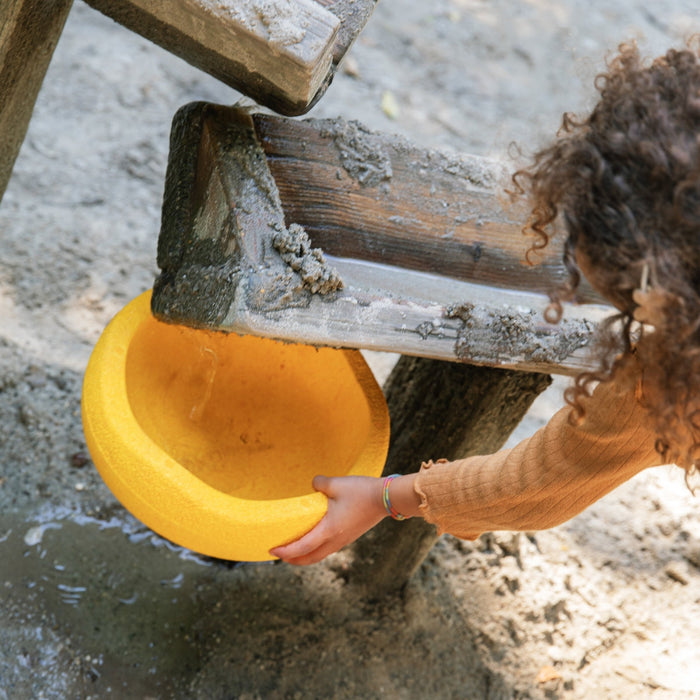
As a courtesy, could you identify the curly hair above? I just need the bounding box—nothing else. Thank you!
[512,41,700,478]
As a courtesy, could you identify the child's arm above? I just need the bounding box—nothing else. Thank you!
[415,377,661,539]
[272,377,662,565]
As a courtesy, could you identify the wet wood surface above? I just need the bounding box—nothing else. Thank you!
[253,113,604,303]
[153,104,614,376]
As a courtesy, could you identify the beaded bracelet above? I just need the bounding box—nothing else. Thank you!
[382,474,411,521]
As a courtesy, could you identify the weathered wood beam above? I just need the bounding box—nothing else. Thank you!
[0,0,73,205]
[82,0,377,116]
[347,357,552,599]
[255,113,565,295]
[152,103,615,376]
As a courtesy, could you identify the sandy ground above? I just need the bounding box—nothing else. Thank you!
[1,1,700,698]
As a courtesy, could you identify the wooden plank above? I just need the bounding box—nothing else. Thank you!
[348,357,552,598]
[0,0,74,205]
[81,0,345,115]
[254,113,604,301]
[152,103,615,376]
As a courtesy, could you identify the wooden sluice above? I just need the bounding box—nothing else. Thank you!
[152,103,612,377]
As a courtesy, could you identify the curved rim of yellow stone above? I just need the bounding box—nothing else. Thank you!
[81,291,390,561]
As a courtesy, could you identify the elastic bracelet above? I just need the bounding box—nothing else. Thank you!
[382,474,411,521]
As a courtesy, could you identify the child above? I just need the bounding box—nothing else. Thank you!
[270,42,700,565]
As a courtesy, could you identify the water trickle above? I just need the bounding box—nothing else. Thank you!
[189,345,218,422]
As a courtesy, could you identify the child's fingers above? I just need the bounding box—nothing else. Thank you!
[268,476,336,561]
[269,514,330,561]
[280,545,335,566]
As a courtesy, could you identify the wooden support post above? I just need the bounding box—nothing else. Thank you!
[0,0,73,205]
[82,0,378,115]
[347,357,552,599]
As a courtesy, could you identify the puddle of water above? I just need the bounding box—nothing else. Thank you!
[0,508,233,698]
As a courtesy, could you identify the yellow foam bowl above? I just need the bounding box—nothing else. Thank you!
[82,291,390,561]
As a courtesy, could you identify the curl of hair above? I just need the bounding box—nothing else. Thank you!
[511,40,700,481]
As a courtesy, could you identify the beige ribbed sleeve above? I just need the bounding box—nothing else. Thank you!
[414,377,663,540]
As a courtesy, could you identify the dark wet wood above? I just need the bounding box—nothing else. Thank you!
[253,113,604,303]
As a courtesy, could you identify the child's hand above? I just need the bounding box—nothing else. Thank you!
[269,475,386,565]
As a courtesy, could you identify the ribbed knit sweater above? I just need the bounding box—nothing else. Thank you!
[414,373,664,539]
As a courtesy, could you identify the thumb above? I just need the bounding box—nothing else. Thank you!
[312,474,333,496]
